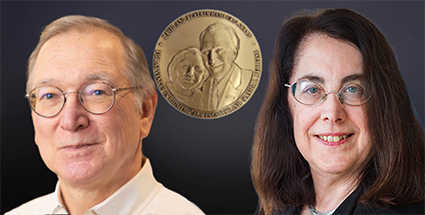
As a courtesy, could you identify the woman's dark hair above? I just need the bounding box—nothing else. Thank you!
[251,8,424,215]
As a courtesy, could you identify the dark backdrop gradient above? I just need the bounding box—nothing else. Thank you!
[1,1,423,214]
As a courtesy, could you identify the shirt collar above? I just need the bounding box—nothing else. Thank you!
[50,158,162,215]
[51,183,66,214]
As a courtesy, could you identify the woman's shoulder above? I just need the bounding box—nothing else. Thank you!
[353,201,425,214]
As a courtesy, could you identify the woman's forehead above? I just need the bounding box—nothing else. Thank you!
[291,34,363,84]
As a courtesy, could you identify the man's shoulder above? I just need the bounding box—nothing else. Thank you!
[5,192,56,215]
[230,63,252,88]
[142,186,205,215]
[233,63,252,76]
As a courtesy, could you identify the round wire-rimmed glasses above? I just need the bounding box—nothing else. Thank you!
[24,82,140,118]
[284,79,371,106]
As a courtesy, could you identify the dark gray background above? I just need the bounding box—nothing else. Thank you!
[1,1,423,214]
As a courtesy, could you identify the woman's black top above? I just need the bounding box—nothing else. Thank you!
[276,188,424,215]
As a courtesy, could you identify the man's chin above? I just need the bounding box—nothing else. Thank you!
[57,162,104,186]
[209,64,233,79]
[210,69,224,79]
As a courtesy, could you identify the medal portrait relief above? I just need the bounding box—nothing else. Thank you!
[154,10,262,119]
[167,23,253,110]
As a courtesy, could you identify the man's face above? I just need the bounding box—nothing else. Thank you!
[201,29,236,79]
[30,29,147,187]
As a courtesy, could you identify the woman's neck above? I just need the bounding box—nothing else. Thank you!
[308,169,360,213]
[172,83,191,97]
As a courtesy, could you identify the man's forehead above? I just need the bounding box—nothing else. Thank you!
[30,30,126,88]
[201,30,234,47]
[48,29,122,51]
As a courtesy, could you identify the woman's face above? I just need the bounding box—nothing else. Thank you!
[288,34,371,179]
[176,52,205,90]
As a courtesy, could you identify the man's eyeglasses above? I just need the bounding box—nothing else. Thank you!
[25,82,140,118]
[284,80,370,106]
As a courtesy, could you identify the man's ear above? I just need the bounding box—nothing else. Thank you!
[139,90,158,139]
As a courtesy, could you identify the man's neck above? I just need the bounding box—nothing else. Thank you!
[60,185,111,215]
[59,156,145,215]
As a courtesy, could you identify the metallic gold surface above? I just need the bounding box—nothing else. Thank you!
[154,9,262,119]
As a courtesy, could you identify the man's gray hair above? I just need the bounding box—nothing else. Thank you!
[26,15,155,111]
[199,23,240,54]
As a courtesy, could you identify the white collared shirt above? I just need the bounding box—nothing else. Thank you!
[6,159,204,215]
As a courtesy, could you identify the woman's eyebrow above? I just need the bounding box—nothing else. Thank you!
[341,74,364,84]
[297,74,364,84]
[297,75,324,84]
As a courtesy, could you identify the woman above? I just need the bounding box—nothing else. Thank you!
[167,47,208,108]
[251,9,424,215]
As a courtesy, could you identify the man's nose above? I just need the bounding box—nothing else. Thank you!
[208,51,217,66]
[320,92,346,123]
[59,93,89,131]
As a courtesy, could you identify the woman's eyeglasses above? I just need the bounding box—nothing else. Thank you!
[285,80,370,106]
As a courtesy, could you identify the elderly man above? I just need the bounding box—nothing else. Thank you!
[199,23,252,110]
[6,15,204,215]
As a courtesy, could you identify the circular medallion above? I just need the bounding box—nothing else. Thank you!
[153,9,262,119]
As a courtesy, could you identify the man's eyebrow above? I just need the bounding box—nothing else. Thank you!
[34,73,117,87]
[35,79,58,87]
[86,73,116,84]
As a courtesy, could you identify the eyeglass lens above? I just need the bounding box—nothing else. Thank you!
[291,80,367,105]
[28,83,115,117]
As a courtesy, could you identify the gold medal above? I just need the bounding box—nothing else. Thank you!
[153,9,262,119]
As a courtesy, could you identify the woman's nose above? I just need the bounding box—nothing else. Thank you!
[320,92,346,123]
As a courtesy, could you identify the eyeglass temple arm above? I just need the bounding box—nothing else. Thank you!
[114,86,143,92]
